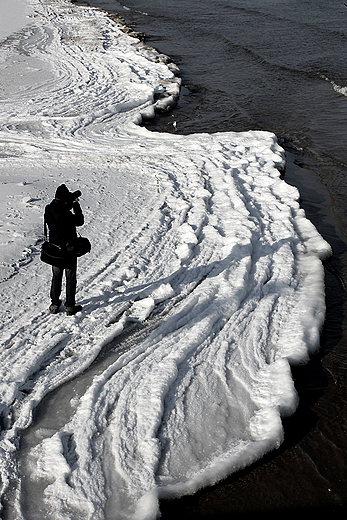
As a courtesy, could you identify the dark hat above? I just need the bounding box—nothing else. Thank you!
[55,184,71,202]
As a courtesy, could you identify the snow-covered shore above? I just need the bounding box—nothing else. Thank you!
[0,1,331,518]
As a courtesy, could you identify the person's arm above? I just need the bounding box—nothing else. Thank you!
[72,201,84,227]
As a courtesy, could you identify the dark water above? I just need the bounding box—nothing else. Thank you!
[74,0,347,516]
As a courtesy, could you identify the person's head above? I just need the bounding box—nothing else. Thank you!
[55,184,81,207]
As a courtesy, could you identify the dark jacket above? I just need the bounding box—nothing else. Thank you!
[45,199,84,251]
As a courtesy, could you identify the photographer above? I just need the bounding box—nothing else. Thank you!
[44,184,84,316]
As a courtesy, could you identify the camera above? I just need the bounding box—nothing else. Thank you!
[71,190,82,201]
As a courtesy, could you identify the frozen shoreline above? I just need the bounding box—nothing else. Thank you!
[0,1,332,518]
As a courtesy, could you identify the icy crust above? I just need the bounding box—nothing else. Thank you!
[0,1,331,519]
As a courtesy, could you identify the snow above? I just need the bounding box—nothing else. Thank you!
[0,0,31,42]
[0,0,332,519]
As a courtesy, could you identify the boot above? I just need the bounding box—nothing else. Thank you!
[49,300,62,314]
[66,305,82,316]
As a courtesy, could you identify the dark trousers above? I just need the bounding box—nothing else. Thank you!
[50,265,77,308]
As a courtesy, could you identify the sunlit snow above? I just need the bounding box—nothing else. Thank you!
[0,0,331,519]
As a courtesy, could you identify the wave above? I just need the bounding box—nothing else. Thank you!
[321,74,347,97]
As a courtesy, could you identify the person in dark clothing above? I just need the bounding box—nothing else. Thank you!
[44,184,84,316]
